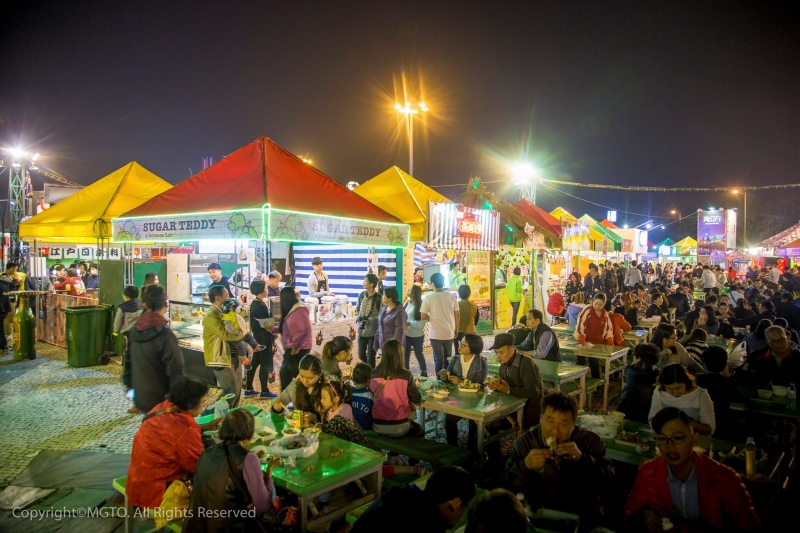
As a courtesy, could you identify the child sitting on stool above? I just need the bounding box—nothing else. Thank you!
[221,298,264,370]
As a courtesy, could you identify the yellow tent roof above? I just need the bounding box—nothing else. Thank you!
[549,207,576,223]
[353,166,451,241]
[20,162,172,243]
[579,214,623,245]
[674,236,697,247]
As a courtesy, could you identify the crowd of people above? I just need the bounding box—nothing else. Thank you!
[113,257,800,532]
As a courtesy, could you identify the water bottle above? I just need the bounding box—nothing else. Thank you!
[788,383,797,410]
[213,394,236,419]
[745,437,756,476]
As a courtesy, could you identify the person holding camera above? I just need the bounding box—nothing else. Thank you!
[356,274,382,367]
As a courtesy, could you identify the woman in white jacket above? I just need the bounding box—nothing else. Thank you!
[649,363,715,435]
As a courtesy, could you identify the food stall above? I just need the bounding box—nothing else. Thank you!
[113,137,410,368]
[18,162,172,347]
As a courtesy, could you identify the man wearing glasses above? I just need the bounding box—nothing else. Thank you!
[624,408,760,532]
[738,325,799,389]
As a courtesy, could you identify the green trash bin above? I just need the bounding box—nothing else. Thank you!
[62,304,113,368]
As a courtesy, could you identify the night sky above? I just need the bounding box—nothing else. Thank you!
[2,0,799,244]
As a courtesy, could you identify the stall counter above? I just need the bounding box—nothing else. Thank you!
[35,293,100,348]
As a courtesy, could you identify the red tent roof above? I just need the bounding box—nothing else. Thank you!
[600,219,620,230]
[125,137,398,223]
[513,199,562,236]
[782,238,800,248]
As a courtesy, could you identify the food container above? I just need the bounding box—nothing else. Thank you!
[608,411,626,423]
[592,426,617,439]
[282,427,302,437]
[254,426,277,444]
[429,389,450,399]
[757,389,774,399]
[772,386,789,397]
[602,420,619,431]
[303,427,321,437]
[458,386,481,394]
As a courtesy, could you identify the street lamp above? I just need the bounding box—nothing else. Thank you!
[732,189,746,248]
[1,147,39,268]
[395,101,428,176]
[512,163,539,204]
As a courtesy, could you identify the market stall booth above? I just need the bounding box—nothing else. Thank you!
[459,179,557,329]
[352,165,452,296]
[114,137,409,375]
[750,221,800,271]
[18,162,172,347]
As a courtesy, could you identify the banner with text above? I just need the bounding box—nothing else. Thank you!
[268,209,409,248]
[697,209,730,255]
[112,210,264,242]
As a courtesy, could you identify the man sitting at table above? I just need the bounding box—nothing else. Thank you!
[737,325,800,389]
[624,407,760,533]
[515,309,561,361]
[490,333,544,429]
[350,465,475,533]
[503,392,615,530]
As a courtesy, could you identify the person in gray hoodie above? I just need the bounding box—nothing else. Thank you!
[115,285,144,411]
[124,284,184,414]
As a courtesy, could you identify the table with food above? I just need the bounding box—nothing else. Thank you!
[197,404,386,533]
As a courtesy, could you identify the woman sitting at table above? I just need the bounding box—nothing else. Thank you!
[650,323,704,374]
[617,343,661,423]
[566,292,587,326]
[444,334,489,453]
[648,363,716,435]
[320,335,352,380]
[184,409,280,533]
[370,339,423,437]
[645,292,669,323]
[271,353,325,421]
[614,291,639,328]
[605,300,632,347]
[742,318,772,355]
[127,378,211,510]
[680,328,708,367]
[696,305,720,336]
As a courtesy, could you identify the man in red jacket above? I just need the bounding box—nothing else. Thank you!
[624,407,760,532]
[573,293,613,377]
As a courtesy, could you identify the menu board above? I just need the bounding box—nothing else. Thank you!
[466,250,493,334]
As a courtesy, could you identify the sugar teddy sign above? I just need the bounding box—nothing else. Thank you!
[112,210,263,242]
[267,209,409,247]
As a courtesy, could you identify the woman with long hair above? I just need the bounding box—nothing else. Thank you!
[566,292,587,326]
[276,286,311,388]
[565,272,583,300]
[271,353,326,420]
[404,285,428,376]
[649,363,715,435]
[734,298,755,320]
[679,328,708,366]
[696,305,719,336]
[369,339,422,437]
[650,323,704,374]
[614,291,639,327]
[374,287,407,352]
[743,318,773,354]
[320,335,352,380]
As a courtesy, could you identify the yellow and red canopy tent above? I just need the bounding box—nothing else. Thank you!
[674,236,698,255]
[19,162,172,244]
[353,166,451,242]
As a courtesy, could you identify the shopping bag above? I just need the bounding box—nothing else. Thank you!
[728,341,746,368]
[155,477,191,528]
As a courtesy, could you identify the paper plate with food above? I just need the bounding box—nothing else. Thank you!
[457,379,481,393]
[428,388,450,399]
[253,426,278,444]
[615,431,650,447]
[485,376,504,390]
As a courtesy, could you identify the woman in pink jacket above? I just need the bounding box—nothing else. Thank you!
[275,286,312,389]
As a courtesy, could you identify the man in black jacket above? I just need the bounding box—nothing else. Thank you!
[351,466,474,533]
[516,309,561,361]
[504,392,615,530]
[777,292,800,331]
[125,284,185,413]
[737,326,800,389]
[668,285,691,321]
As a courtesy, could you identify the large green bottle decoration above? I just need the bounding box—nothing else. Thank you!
[13,293,36,361]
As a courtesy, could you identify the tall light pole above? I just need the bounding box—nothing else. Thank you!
[395,101,427,176]
[732,190,746,248]
[1,148,39,267]
[513,164,539,204]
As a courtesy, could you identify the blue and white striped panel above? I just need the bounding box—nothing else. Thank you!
[293,244,398,302]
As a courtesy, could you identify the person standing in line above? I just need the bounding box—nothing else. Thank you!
[243,279,278,399]
[0,262,20,355]
[374,287,407,352]
[422,273,460,374]
[404,285,429,376]
[506,267,523,326]
[307,256,334,298]
[356,274,382,367]
[376,264,387,294]
[202,286,244,408]
[274,286,312,388]
[625,260,643,288]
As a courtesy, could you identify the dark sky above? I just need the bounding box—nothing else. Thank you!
[2,0,799,243]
